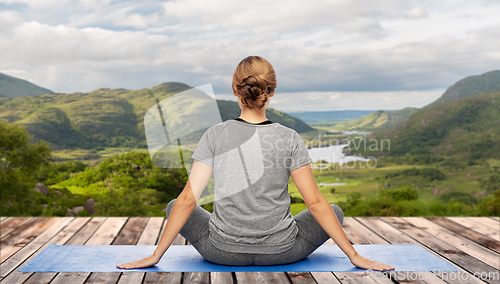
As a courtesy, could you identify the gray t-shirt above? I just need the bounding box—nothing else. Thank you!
[190,119,313,254]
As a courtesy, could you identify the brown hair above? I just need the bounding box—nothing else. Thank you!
[232,56,277,109]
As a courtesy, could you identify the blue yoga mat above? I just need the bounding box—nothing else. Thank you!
[19,243,459,273]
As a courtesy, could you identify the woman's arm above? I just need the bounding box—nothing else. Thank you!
[290,163,394,271]
[117,160,213,269]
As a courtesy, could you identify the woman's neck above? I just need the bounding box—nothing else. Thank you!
[238,108,268,123]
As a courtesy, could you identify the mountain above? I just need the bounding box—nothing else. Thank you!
[0,82,313,149]
[0,72,54,99]
[425,70,500,108]
[332,107,419,131]
[332,70,500,131]
[356,91,500,159]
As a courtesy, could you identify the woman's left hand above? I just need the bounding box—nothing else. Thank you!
[116,254,161,269]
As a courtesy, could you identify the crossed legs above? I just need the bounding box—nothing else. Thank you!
[165,199,344,266]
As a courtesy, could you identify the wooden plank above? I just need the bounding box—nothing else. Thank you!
[1,217,7,222]
[85,217,149,284]
[113,217,149,245]
[143,272,182,283]
[353,217,415,245]
[467,217,500,231]
[85,217,128,246]
[356,217,482,284]
[210,272,234,284]
[65,217,107,245]
[425,217,499,253]
[447,217,500,241]
[403,217,500,269]
[0,217,74,279]
[116,273,145,284]
[137,217,164,245]
[0,217,32,239]
[341,217,388,244]
[85,272,121,284]
[1,217,60,263]
[49,272,91,283]
[117,217,164,284]
[183,272,209,284]
[287,271,316,284]
[235,272,290,284]
[334,272,392,284]
[49,217,128,284]
[2,217,91,284]
[310,272,341,284]
[381,217,499,284]
[24,272,57,284]
[488,217,499,222]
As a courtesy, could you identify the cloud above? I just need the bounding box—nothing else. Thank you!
[161,0,424,35]
[0,0,499,111]
[406,6,429,18]
[112,12,159,29]
[330,93,341,100]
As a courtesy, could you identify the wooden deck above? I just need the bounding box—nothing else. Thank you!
[0,216,498,284]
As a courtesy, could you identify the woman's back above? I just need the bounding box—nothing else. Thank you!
[118,56,393,270]
[191,118,312,254]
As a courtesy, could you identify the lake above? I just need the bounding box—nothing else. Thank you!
[339,130,371,135]
[308,144,370,167]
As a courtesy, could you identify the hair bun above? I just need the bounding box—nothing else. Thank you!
[240,75,268,97]
[232,56,277,108]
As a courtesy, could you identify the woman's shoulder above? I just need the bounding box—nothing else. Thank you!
[205,121,228,135]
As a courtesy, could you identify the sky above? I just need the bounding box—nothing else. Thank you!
[1,0,499,112]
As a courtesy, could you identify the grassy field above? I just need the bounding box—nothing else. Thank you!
[288,159,498,216]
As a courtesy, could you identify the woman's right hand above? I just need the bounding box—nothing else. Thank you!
[116,254,161,269]
[349,253,395,271]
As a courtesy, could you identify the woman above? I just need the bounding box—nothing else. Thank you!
[117,56,395,270]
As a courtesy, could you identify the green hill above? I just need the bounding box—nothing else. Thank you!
[332,107,419,131]
[0,82,313,149]
[425,70,500,108]
[0,72,54,99]
[356,91,500,160]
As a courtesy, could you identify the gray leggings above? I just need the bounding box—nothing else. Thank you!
[165,199,344,266]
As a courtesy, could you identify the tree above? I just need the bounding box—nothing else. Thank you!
[0,120,53,215]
